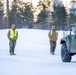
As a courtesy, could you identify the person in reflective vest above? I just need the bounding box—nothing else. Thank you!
[7,24,18,55]
[48,25,58,55]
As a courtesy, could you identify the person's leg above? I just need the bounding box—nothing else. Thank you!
[50,41,54,54]
[9,40,14,54]
[13,40,16,54]
[52,41,56,54]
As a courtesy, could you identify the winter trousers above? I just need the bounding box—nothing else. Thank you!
[9,40,16,53]
[50,40,56,53]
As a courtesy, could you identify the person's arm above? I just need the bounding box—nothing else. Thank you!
[56,31,58,39]
[16,31,18,40]
[7,30,10,40]
[15,30,18,40]
[48,31,51,39]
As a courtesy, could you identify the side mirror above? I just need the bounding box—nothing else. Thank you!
[70,28,72,31]
[68,35,71,39]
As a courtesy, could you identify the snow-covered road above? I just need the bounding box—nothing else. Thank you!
[0,29,76,75]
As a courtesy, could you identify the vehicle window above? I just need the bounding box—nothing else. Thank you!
[63,31,70,37]
[71,26,76,35]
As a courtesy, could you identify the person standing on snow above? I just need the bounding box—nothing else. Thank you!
[48,25,58,55]
[7,24,18,55]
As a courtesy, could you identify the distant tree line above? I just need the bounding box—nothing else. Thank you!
[9,0,34,28]
[0,1,4,29]
[0,0,76,30]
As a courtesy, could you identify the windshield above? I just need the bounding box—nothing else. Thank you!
[71,25,76,35]
[63,31,70,37]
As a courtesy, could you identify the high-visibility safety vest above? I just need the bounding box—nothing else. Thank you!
[50,30,58,38]
[10,29,18,39]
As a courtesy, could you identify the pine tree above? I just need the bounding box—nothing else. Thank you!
[9,0,20,27]
[70,14,76,24]
[9,0,34,28]
[52,3,67,30]
[0,1,4,28]
[21,3,34,28]
[37,2,48,29]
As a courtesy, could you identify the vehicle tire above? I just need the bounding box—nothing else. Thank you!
[61,44,72,62]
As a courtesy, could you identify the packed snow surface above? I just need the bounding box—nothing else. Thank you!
[0,29,76,75]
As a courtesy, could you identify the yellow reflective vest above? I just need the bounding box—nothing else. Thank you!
[50,30,58,39]
[10,29,18,39]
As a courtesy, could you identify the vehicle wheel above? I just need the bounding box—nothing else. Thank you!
[61,44,72,62]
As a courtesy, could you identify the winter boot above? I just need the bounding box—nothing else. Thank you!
[10,52,16,55]
[51,50,55,55]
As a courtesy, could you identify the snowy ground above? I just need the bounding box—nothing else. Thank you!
[0,29,76,75]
